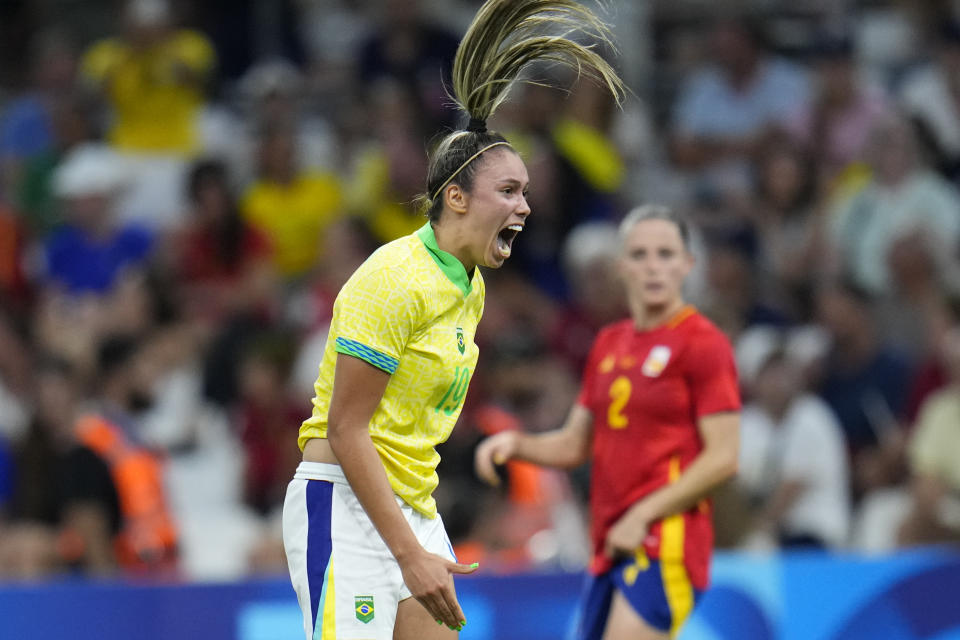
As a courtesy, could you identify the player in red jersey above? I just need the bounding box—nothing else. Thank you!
[475,204,740,639]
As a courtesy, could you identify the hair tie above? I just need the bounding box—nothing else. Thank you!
[466,117,487,133]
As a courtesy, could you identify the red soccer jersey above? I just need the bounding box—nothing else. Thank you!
[577,307,740,589]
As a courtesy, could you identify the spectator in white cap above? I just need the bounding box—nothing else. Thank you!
[42,144,154,295]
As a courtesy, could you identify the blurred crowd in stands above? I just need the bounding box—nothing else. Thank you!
[1,0,959,582]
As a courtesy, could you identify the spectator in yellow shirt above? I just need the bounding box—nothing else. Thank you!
[346,80,429,245]
[80,0,215,155]
[241,127,344,279]
[79,0,218,231]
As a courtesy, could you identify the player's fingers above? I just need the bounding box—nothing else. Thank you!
[603,537,622,559]
[447,561,479,575]
[440,582,467,631]
[418,594,452,630]
[429,589,461,630]
[474,443,500,486]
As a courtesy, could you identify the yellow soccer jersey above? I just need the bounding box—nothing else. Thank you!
[81,30,215,153]
[241,171,343,276]
[299,223,484,517]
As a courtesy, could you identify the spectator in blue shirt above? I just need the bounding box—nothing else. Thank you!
[815,279,911,498]
[42,144,154,295]
[0,29,77,201]
[670,15,811,204]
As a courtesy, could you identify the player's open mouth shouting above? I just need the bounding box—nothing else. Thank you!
[496,222,523,259]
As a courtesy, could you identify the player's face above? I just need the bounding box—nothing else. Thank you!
[461,148,531,269]
[619,219,694,309]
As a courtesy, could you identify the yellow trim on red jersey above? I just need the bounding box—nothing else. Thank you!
[661,456,695,637]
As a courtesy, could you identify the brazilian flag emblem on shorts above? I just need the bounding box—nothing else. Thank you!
[456,326,465,354]
[355,595,375,623]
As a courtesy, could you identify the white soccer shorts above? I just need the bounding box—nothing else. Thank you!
[282,462,457,640]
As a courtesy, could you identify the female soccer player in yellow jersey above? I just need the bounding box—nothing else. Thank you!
[281,2,624,639]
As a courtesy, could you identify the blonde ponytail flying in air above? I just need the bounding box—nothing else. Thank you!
[418,0,626,221]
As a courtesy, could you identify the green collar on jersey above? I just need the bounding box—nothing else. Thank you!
[416,223,473,297]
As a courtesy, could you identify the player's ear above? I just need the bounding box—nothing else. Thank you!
[444,183,469,215]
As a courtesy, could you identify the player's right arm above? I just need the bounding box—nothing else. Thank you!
[474,403,593,485]
[327,354,476,630]
[476,330,606,484]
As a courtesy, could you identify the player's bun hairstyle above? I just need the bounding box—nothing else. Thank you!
[418,0,626,222]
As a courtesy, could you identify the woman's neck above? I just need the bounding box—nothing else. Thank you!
[431,220,475,273]
[629,296,687,331]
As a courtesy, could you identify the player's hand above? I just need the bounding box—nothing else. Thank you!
[604,507,651,559]
[474,431,520,486]
[398,548,478,631]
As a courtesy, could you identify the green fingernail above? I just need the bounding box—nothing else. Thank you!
[460,620,467,626]
[436,619,442,625]
[470,562,479,569]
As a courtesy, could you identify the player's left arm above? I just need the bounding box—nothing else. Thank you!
[605,411,739,557]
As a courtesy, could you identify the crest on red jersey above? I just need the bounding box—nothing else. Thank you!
[599,354,616,373]
[641,345,671,377]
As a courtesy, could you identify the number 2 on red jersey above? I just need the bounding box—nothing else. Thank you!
[607,375,632,429]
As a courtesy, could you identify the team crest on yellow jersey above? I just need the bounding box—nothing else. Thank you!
[642,346,671,377]
[456,326,465,354]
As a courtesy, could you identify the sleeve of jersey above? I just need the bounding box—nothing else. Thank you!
[332,267,421,375]
[687,329,741,417]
